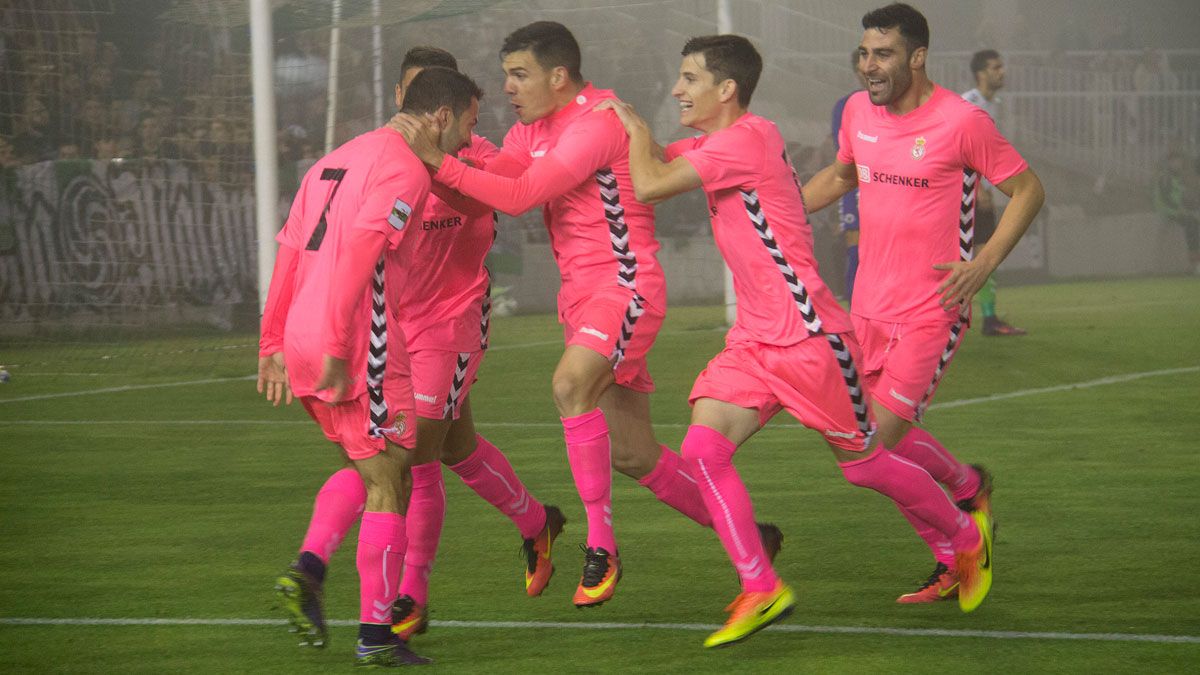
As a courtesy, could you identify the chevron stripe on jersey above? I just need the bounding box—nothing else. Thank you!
[909,169,978,422]
[366,258,389,437]
[441,352,471,419]
[596,168,638,291]
[960,170,977,262]
[479,269,492,352]
[740,189,872,441]
[596,167,647,368]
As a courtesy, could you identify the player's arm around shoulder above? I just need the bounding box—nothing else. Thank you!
[594,99,701,204]
[801,159,857,214]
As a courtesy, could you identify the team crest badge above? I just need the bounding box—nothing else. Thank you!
[911,136,926,160]
[388,199,412,230]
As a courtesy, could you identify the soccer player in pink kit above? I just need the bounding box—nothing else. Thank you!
[390,22,781,608]
[804,3,1045,604]
[285,47,565,643]
[257,67,482,667]
[598,34,993,647]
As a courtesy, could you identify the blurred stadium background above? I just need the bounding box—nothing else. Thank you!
[2,0,1198,350]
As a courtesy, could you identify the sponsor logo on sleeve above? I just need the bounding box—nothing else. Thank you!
[388,199,412,230]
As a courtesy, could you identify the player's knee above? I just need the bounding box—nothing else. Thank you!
[680,428,733,472]
[439,434,475,466]
[551,372,593,415]
[609,442,655,478]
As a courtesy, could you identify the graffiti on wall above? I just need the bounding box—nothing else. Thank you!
[0,160,257,327]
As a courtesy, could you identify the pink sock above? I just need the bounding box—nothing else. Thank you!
[892,427,980,501]
[357,511,406,624]
[839,448,979,552]
[896,507,957,568]
[638,445,713,528]
[682,425,778,593]
[397,462,445,607]
[449,435,547,539]
[562,408,616,553]
[300,468,366,563]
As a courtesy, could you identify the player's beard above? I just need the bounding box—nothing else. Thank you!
[868,67,911,107]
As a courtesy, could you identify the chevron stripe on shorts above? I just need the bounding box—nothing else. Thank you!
[441,352,471,419]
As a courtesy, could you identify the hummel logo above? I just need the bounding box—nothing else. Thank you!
[824,429,857,439]
[414,393,437,403]
[579,326,609,341]
[531,150,546,157]
[857,131,878,143]
[889,388,916,407]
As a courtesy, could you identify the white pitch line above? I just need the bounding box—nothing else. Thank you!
[927,366,1199,411]
[0,617,1195,644]
[0,376,255,404]
[4,365,1195,413]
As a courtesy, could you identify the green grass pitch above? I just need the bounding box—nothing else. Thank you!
[1,277,1198,673]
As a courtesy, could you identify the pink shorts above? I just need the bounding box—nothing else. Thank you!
[300,389,416,460]
[561,290,663,393]
[689,335,874,452]
[852,315,966,423]
[409,349,485,420]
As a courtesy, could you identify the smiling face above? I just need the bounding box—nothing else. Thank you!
[858,27,920,107]
[671,53,726,132]
[501,49,559,124]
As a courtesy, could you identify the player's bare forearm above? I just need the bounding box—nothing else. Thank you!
[627,127,673,204]
[802,162,857,213]
[934,168,1044,308]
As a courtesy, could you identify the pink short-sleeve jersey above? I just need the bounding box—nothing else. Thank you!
[836,86,1028,323]
[274,127,429,400]
[394,133,499,353]
[435,84,665,316]
[667,113,851,346]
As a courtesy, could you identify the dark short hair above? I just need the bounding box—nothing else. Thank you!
[681,34,762,107]
[400,46,458,78]
[862,3,930,53]
[399,67,482,116]
[500,21,582,83]
[970,49,1001,76]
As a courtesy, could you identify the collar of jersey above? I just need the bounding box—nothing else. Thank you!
[877,83,950,123]
[546,82,605,126]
